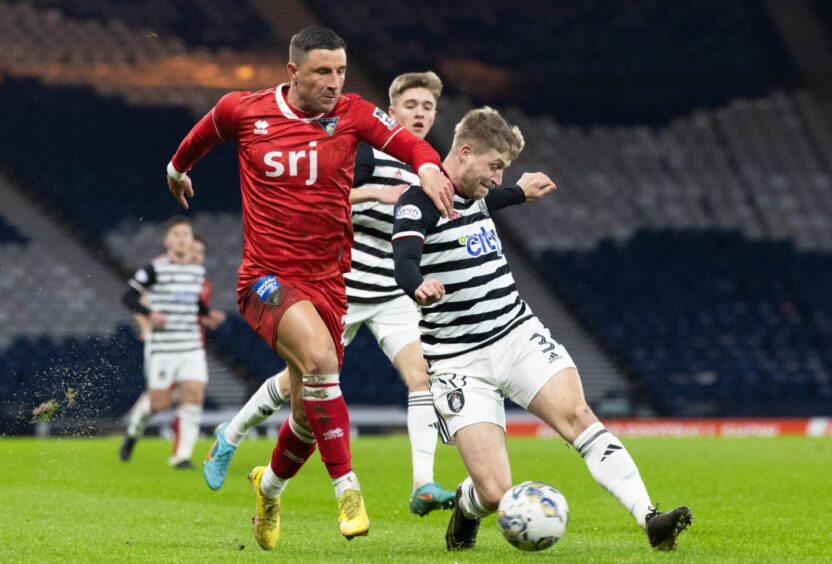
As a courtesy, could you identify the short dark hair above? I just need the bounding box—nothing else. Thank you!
[164,215,192,234]
[289,26,346,64]
[192,235,206,246]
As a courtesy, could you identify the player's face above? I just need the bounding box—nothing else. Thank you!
[288,48,347,115]
[389,87,437,139]
[457,147,510,200]
[190,241,205,265]
[164,223,193,259]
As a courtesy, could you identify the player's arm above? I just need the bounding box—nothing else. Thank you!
[485,172,557,212]
[133,313,151,341]
[122,265,165,328]
[122,265,153,316]
[166,91,242,209]
[196,279,226,330]
[353,99,453,217]
[484,186,526,212]
[392,188,444,306]
[349,142,409,205]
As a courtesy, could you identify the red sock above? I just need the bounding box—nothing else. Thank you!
[270,417,316,479]
[301,374,352,478]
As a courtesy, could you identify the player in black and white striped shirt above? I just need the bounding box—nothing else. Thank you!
[392,108,692,551]
[120,216,210,469]
[202,73,456,515]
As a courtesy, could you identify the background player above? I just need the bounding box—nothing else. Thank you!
[121,235,226,463]
[120,217,210,468]
[165,26,453,549]
[202,71,456,516]
[392,107,693,551]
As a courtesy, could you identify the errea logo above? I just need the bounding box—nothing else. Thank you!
[323,428,344,440]
[254,120,269,135]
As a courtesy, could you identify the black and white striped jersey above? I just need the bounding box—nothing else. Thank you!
[391,187,532,361]
[346,143,420,305]
[129,255,205,355]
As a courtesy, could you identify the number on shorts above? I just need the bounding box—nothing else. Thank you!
[530,332,555,352]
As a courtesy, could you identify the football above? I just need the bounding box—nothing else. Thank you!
[497,481,569,551]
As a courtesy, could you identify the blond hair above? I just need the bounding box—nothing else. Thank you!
[388,71,443,106]
[451,106,525,161]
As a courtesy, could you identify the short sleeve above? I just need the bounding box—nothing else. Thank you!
[129,264,156,292]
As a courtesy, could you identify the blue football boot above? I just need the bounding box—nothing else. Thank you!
[410,482,456,516]
[203,422,238,490]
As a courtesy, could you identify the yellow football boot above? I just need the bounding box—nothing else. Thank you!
[248,466,281,550]
[338,488,370,539]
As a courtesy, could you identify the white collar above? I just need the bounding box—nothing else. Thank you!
[274,83,325,123]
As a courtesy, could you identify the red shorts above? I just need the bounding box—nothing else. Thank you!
[238,274,347,369]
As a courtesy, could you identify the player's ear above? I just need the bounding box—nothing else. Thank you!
[459,144,472,163]
[388,105,396,118]
[287,62,299,84]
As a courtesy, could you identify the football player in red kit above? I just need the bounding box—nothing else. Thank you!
[166,26,453,550]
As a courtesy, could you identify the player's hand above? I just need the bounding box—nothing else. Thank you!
[516,172,556,202]
[204,310,227,330]
[419,167,454,218]
[148,311,167,328]
[374,184,409,205]
[167,173,194,210]
[415,278,445,306]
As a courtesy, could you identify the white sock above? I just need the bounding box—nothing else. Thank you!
[126,394,153,438]
[172,403,202,463]
[458,476,491,519]
[333,471,360,498]
[261,464,289,498]
[407,391,437,489]
[574,422,653,529]
[226,374,286,446]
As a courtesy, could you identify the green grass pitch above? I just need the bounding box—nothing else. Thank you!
[0,435,829,562]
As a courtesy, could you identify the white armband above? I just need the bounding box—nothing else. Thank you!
[167,161,186,181]
[417,163,440,174]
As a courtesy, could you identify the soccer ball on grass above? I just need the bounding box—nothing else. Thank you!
[497,481,569,552]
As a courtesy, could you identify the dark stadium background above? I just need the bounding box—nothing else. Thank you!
[1,0,830,438]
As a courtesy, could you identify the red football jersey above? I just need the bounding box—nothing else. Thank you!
[170,84,441,295]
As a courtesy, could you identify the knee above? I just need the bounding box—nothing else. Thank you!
[277,370,292,397]
[180,389,203,406]
[150,397,170,412]
[297,344,338,375]
[476,478,511,512]
[566,402,599,439]
[574,402,597,427]
[400,366,429,392]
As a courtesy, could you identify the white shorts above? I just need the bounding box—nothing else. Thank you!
[429,316,576,442]
[144,348,208,391]
[342,294,421,362]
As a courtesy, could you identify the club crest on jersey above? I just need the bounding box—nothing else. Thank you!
[447,389,465,413]
[316,116,340,137]
[254,120,269,135]
[373,107,396,130]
